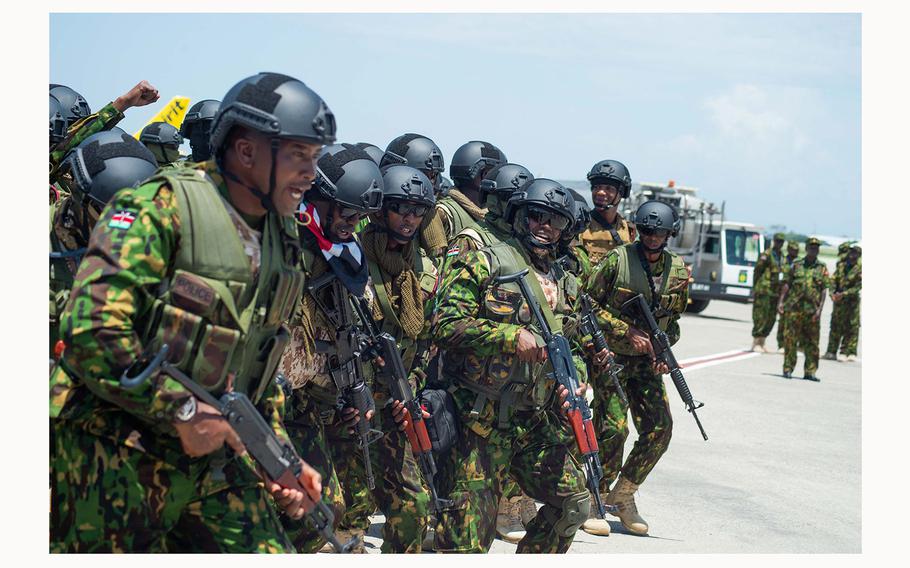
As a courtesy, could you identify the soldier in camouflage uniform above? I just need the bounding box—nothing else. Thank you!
[824,244,862,361]
[179,99,221,163]
[325,164,438,552]
[430,178,597,553]
[277,143,385,553]
[50,81,160,179]
[778,237,830,381]
[49,131,158,360]
[50,72,333,552]
[750,233,786,353]
[380,133,450,261]
[139,121,184,166]
[775,240,801,351]
[579,160,637,266]
[436,140,507,242]
[558,188,595,283]
[582,200,690,537]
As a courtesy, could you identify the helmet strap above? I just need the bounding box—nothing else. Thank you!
[216,138,278,214]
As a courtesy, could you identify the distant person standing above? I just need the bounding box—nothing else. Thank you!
[823,244,862,361]
[775,240,801,352]
[750,233,785,353]
[578,160,636,266]
[777,237,829,381]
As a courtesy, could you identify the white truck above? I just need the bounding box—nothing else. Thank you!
[623,181,764,313]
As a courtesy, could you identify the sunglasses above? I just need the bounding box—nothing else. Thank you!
[338,207,366,222]
[387,200,429,218]
[638,227,670,238]
[527,207,570,231]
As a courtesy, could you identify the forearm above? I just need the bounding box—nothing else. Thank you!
[49,102,124,168]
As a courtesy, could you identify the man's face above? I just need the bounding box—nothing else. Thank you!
[806,244,820,260]
[848,250,860,263]
[323,204,365,243]
[385,199,428,243]
[526,206,567,246]
[591,183,620,210]
[257,138,322,217]
[772,238,784,250]
[639,227,670,251]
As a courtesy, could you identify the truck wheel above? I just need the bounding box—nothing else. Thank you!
[686,299,710,314]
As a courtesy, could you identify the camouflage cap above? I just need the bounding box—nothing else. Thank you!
[787,240,800,251]
[838,241,851,254]
[773,232,786,241]
[805,237,822,247]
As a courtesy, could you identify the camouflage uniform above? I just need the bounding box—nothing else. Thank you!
[328,230,437,553]
[781,255,830,376]
[775,244,801,348]
[826,256,862,357]
[49,197,86,358]
[430,239,591,553]
[50,102,124,173]
[583,243,689,489]
[751,241,785,339]
[50,162,301,552]
[436,188,487,243]
[579,210,637,266]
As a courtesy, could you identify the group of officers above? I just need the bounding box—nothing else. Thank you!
[750,232,862,381]
[49,73,693,553]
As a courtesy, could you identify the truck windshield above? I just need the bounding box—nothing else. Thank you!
[725,230,761,266]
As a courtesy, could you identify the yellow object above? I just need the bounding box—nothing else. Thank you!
[133,96,191,139]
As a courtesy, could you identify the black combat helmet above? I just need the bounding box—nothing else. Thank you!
[49,95,67,146]
[208,72,336,212]
[61,129,158,208]
[449,141,507,189]
[310,143,384,214]
[49,84,91,128]
[353,142,386,166]
[587,159,632,198]
[566,187,592,237]
[634,200,680,252]
[437,174,453,195]
[380,133,445,179]
[139,122,184,165]
[480,163,534,218]
[506,178,575,251]
[379,165,436,242]
[179,99,220,162]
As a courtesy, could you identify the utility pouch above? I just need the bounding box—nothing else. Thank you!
[419,387,459,455]
[190,323,241,390]
[251,325,291,403]
[147,303,204,369]
[264,268,305,327]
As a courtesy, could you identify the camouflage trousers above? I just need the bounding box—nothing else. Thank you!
[783,310,821,375]
[590,354,674,489]
[329,399,430,553]
[826,298,860,356]
[280,401,347,553]
[434,392,589,553]
[776,311,787,348]
[751,293,779,338]
[50,407,292,553]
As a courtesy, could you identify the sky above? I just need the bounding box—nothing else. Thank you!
[49,12,861,238]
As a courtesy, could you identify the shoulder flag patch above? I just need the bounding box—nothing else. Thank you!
[446,245,460,257]
[108,210,138,230]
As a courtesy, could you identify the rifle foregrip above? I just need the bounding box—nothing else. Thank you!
[670,368,695,406]
[568,410,592,454]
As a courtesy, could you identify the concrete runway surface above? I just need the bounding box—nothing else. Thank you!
[356,299,861,553]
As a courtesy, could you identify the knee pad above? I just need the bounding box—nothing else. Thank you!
[552,492,590,537]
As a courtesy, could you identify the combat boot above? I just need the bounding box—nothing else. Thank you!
[804,374,820,382]
[605,476,649,535]
[782,370,792,379]
[495,495,526,544]
[845,355,858,362]
[319,529,366,553]
[518,495,538,527]
[822,352,837,360]
[581,492,611,536]
[751,337,762,352]
[759,337,772,353]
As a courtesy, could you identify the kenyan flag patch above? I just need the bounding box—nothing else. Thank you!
[108,210,137,230]
[446,245,460,257]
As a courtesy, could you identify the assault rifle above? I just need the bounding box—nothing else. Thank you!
[577,294,628,406]
[349,297,454,515]
[620,293,708,441]
[494,269,614,519]
[307,272,383,490]
[120,344,356,553]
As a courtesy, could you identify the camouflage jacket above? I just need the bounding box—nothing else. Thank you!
[583,245,689,355]
[829,259,862,300]
[753,248,785,296]
[49,102,124,175]
[781,258,830,312]
[54,162,291,448]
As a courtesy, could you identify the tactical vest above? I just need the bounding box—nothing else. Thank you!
[604,244,689,356]
[437,195,479,241]
[581,212,635,265]
[444,239,578,423]
[137,167,304,403]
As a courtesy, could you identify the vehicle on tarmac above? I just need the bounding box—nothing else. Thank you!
[623,180,764,313]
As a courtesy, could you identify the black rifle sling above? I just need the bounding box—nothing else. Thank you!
[592,210,624,246]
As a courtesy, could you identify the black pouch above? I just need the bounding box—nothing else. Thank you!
[418,388,459,455]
